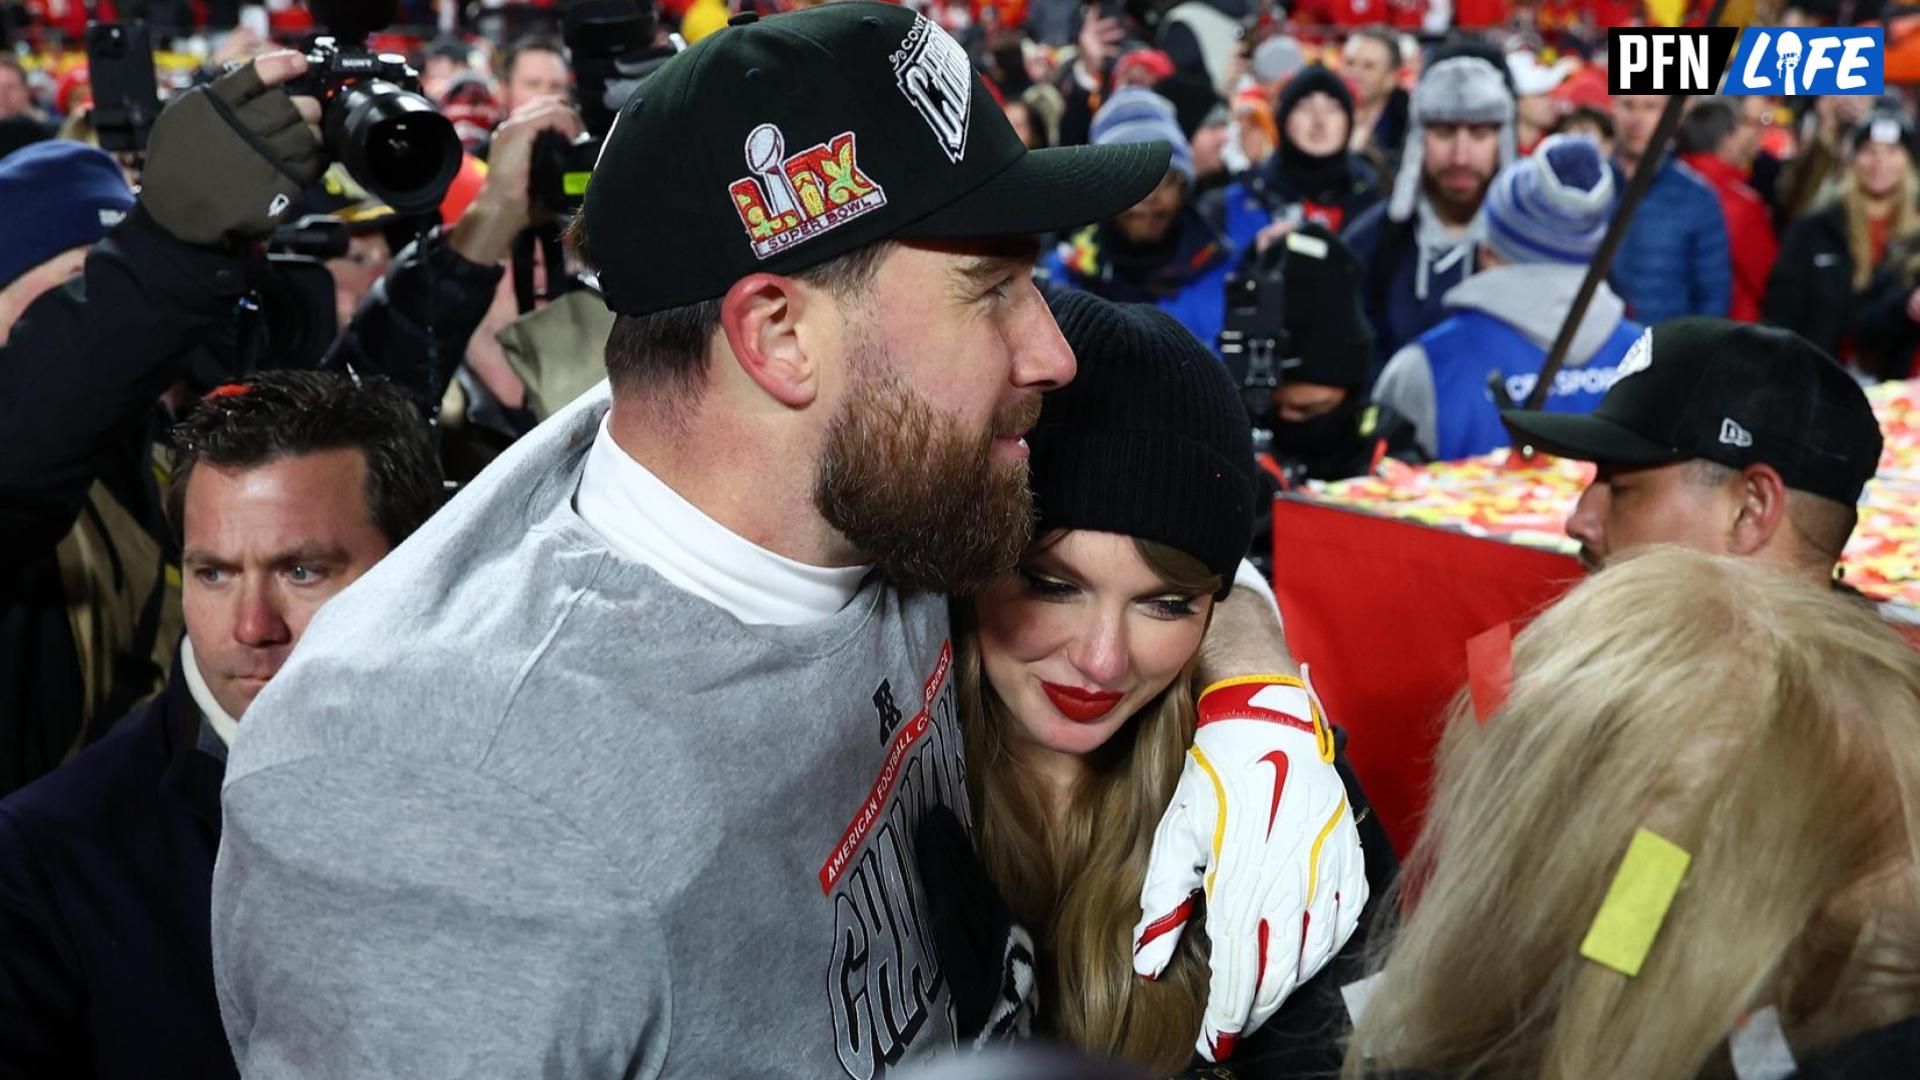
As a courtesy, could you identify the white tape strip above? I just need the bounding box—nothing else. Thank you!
[1730,1006,1796,1080]
[1341,972,1386,1025]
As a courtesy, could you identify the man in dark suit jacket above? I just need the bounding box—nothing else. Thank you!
[0,370,443,1078]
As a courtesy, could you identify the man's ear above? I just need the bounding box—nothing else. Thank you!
[718,273,820,409]
[1729,463,1790,557]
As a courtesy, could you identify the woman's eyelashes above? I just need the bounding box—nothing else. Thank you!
[1018,568,1078,600]
[1017,568,1201,620]
[1146,596,1201,620]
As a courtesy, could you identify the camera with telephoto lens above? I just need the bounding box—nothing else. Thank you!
[1218,264,1292,458]
[287,0,461,214]
[530,0,683,217]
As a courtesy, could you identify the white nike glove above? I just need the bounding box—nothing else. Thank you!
[1133,667,1368,1063]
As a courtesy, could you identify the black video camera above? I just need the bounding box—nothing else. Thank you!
[288,0,461,214]
[1217,264,1291,454]
[85,21,162,154]
[530,0,681,218]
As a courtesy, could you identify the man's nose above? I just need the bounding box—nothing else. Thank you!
[233,578,293,649]
[1011,290,1075,392]
[1566,483,1605,552]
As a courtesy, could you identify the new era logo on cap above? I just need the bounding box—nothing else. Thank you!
[1719,418,1754,448]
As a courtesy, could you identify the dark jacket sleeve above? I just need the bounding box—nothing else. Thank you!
[1339,204,1395,373]
[1762,214,1819,341]
[0,207,249,568]
[1852,261,1920,381]
[1054,66,1099,149]
[0,805,86,1078]
[321,227,506,414]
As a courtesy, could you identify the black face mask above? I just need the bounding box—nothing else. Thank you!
[1271,396,1364,462]
[1277,141,1351,200]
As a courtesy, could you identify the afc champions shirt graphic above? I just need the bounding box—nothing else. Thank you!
[819,639,968,1078]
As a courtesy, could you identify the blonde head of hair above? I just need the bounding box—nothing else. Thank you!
[1839,156,1920,289]
[1346,546,1920,1080]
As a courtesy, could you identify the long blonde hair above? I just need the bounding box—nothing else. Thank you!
[958,537,1222,1075]
[1345,546,1920,1080]
[1839,160,1920,289]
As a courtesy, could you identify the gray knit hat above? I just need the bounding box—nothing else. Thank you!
[1387,56,1517,223]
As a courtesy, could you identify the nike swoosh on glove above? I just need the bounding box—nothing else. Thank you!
[1133,667,1367,1062]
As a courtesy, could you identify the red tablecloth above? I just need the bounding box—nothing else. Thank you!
[1270,500,1584,856]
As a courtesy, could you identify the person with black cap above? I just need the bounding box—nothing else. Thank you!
[957,288,1381,1076]
[1501,318,1884,587]
[1765,102,1920,364]
[1217,65,1383,249]
[211,6,1350,1074]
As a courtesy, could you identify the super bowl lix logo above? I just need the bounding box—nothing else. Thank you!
[730,123,888,260]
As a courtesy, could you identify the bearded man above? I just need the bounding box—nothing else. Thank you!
[211,5,1365,1076]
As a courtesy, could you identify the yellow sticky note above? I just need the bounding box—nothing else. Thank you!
[1579,828,1691,978]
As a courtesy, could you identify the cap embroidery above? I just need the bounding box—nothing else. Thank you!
[728,124,888,260]
[891,15,972,163]
[1617,328,1654,379]
[1720,418,1754,448]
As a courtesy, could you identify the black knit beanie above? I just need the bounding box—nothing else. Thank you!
[1035,289,1257,598]
[1277,64,1354,135]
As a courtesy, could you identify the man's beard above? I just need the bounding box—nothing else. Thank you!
[1422,171,1492,225]
[814,339,1041,597]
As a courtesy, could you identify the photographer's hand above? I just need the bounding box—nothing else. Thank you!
[448,96,584,267]
[1074,13,1126,89]
[140,51,326,246]
[1254,219,1295,255]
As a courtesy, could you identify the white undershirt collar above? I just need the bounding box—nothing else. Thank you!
[574,416,870,626]
[180,637,239,747]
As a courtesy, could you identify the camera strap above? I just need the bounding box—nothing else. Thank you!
[512,225,575,315]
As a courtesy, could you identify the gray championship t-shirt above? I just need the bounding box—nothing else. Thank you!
[212,384,965,1078]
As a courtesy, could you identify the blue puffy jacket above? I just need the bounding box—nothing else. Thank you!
[1610,158,1732,325]
[1038,207,1238,356]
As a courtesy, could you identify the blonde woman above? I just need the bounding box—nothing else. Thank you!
[1346,546,1920,1080]
[1765,104,1920,363]
[957,289,1391,1077]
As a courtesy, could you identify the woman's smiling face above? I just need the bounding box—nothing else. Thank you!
[973,530,1214,759]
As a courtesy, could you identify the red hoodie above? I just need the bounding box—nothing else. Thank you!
[1681,151,1779,324]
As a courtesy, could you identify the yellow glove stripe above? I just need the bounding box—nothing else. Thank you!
[1305,796,1350,904]
[1190,746,1229,899]
[1198,673,1304,699]
[1199,674,1337,765]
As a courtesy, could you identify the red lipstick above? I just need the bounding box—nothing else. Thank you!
[1041,681,1124,723]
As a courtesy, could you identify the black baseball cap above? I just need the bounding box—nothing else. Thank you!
[582,2,1172,316]
[1500,318,1884,505]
